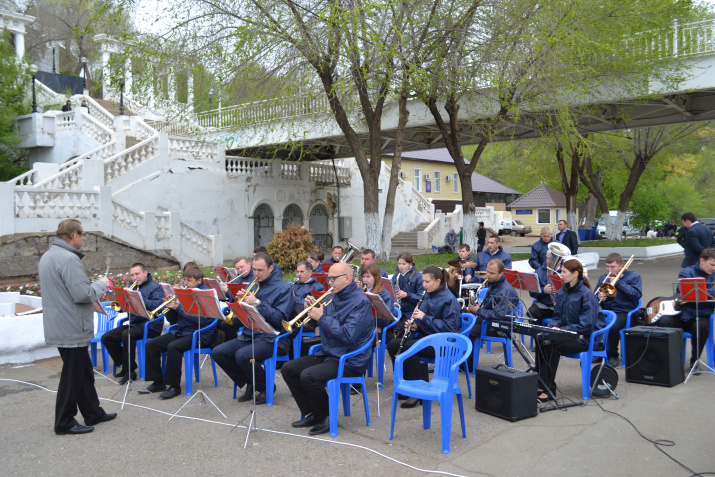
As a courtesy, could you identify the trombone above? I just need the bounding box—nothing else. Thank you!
[110,281,137,311]
[597,255,635,301]
[282,287,334,333]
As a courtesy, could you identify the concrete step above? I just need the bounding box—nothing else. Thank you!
[126,136,141,148]
[95,99,136,117]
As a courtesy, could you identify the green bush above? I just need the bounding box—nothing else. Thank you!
[267,223,319,271]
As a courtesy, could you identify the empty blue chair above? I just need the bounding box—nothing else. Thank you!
[562,310,616,400]
[421,313,475,399]
[368,307,401,386]
[618,300,642,368]
[90,301,119,374]
[232,331,292,406]
[292,324,316,360]
[707,313,715,372]
[390,333,472,454]
[473,303,522,374]
[305,330,376,437]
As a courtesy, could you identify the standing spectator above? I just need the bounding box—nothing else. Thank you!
[61,100,72,112]
[80,99,90,114]
[680,212,714,268]
[38,219,117,435]
[476,222,486,253]
[555,219,579,255]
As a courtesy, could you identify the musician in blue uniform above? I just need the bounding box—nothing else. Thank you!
[457,244,478,283]
[595,253,642,367]
[325,246,343,264]
[291,261,325,315]
[387,266,461,409]
[536,260,603,402]
[101,263,165,384]
[527,264,555,323]
[356,248,388,286]
[361,264,395,332]
[306,252,325,273]
[392,252,424,340]
[282,262,375,435]
[476,235,512,272]
[467,259,519,339]
[658,248,715,374]
[254,246,282,279]
[212,253,293,405]
[529,227,554,270]
[140,267,217,399]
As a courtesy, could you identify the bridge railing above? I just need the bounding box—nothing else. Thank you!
[627,19,715,60]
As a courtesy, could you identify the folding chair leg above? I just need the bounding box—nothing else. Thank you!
[389,393,398,440]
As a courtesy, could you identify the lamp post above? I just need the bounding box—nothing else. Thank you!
[208,90,213,127]
[30,64,38,113]
[80,56,87,92]
[119,81,125,115]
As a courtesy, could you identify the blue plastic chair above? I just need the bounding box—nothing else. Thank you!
[90,301,119,374]
[681,313,715,370]
[618,300,642,368]
[472,303,522,374]
[390,333,472,454]
[305,330,376,437]
[232,331,292,406]
[562,310,617,400]
[368,307,401,386]
[420,313,475,399]
[292,324,316,360]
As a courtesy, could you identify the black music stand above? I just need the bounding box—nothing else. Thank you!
[110,286,150,409]
[169,288,227,421]
[226,301,284,448]
[678,278,715,382]
[364,292,398,418]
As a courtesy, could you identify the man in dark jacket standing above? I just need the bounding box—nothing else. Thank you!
[555,219,579,255]
[680,212,714,268]
[38,219,116,435]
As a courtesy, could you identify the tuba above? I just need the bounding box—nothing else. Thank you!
[341,241,364,264]
[546,243,571,305]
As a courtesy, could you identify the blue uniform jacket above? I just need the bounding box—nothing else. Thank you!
[416,286,462,336]
[316,282,375,373]
[291,278,325,307]
[391,266,424,315]
[312,263,325,273]
[677,262,715,321]
[681,223,714,268]
[476,275,519,321]
[529,239,554,271]
[128,273,166,334]
[529,266,553,307]
[270,263,283,280]
[550,279,604,345]
[476,246,513,272]
[238,271,293,343]
[165,281,215,345]
[596,270,642,313]
[369,288,395,329]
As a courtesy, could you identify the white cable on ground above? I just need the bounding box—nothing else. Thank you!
[0,378,472,477]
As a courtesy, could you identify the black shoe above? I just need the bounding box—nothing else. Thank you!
[137,382,166,394]
[237,384,254,402]
[397,394,408,401]
[159,386,182,399]
[56,424,94,435]
[308,416,331,435]
[254,385,276,405]
[400,398,421,409]
[537,392,554,403]
[85,413,117,426]
[292,415,319,428]
[114,368,127,378]
[607,356,619,367]
[118,372,137,385]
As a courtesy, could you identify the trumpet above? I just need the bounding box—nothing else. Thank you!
[149,294,177,319]
[110,281,137,311]
[598,255,634,301]
[238,279,259,303]
[282,287,334,333]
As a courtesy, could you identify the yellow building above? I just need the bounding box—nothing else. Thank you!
[506,184,577,235]
[382,149,520,213]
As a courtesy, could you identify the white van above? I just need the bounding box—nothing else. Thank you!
[596,211,639,238]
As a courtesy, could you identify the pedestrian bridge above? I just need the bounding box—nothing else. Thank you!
[153,19,715,159]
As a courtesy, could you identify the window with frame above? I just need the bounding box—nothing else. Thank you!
[453,173,459,193]
[434,171,441,193]
[414,168,422,192]
[537,208,551,224]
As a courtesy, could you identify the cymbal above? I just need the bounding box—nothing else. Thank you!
[447,259,477,269]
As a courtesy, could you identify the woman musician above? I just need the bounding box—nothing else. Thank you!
[387,266,462,408]
[536,259,604,402]
[361,264,395,333]
[391,252,424,341]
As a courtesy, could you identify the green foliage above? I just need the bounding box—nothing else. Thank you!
[582,238,677,247]
[266,223,319,271]
[0,32,30,181]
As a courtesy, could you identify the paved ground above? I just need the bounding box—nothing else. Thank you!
[1,256,712,476]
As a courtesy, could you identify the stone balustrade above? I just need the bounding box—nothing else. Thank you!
[226,157,273,178]
[169,137,220,162]
[14,188,100,220]
[104,135,159,183]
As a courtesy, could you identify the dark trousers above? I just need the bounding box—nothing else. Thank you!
[527,303,554,324]
[387,336,435,381]
[535,339,589,393]
[101,324,159,371]
[145,333,194,387]
[55,347,107,433]
[212,338,275,391]
[281,355,361,420]
[606,311,628,359]
[657,315,711,366]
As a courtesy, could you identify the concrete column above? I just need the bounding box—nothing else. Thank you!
[14,32,24,61]
[143,212,156,250]
[0,182,16,236]
[102,50,111,99]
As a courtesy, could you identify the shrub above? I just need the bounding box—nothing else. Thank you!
[267,223,319,271]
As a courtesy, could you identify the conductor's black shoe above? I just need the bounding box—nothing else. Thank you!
[56,424,94,435]
[292,415,318,428]
[137,382,166,394]
[237,384,254,402]
[118,372,137,385]
[159,386,182,399]
[308,416,331,435]
[85,413,117,426]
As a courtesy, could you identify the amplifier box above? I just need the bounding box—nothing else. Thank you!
[624,326,684,387]
[475,365,538,422]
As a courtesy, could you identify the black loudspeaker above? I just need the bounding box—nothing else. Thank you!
[624,326,684,387]
[475,365,538,421]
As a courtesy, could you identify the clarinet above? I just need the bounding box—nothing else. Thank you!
[397,290,426,354]
[394,275,402,309]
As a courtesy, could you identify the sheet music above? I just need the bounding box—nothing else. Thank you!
[111,286,151,319]
[227,302,279,335]
[174,287,224,319]
[365,292,397,321]
[159,282,175,297]
[93,301,107,315]
[203,277,227,301]
[381,277,396,299]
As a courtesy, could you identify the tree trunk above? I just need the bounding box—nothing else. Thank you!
[555,139,583,239]
[583,192,598,228]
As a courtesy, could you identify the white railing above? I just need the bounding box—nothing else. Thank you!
[34,141,117,190]
[281,162,301,180]
[155,213,172,244]
[180,222,212,258]
[627,19,715,60]
[12,170,39,187]
[78,110,115,144]
[225,157,273,178]
[169,137,220,162]
[54,112,75,131]
[309,162,351,185]
[135,119,158,140]
[34,80,64,108]
[112,201,145,237]
[14,188,99,219]
[104,134,160,183]
[73,95,115,129]
[411,184,433,216]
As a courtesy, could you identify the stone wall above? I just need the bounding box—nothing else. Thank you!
[0,232,180,283]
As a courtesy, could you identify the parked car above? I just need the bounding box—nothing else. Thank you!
[596,210,639,238]
[499,219,532,237]
[699,218,715,237]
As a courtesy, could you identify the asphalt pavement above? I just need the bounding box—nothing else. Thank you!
[0,255,712,476]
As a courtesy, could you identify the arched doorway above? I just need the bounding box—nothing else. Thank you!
[309,204,330,252]
[253,204,274,249]
[282,204,304,230]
